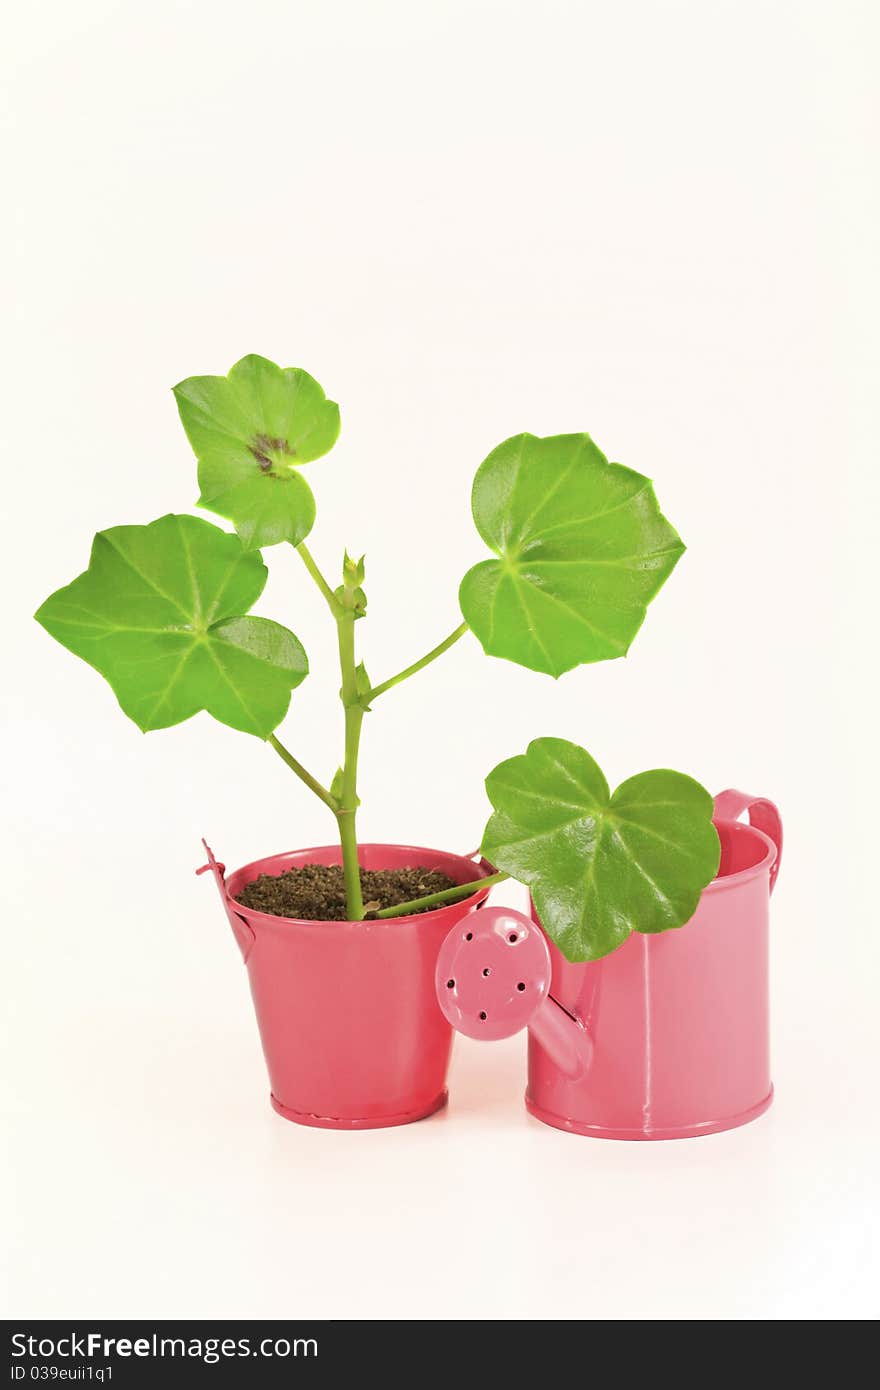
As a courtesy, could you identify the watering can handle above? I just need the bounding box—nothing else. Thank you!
[713,791,783,894]
[196,839,256,962]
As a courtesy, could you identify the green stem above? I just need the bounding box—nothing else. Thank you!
[296,542,341,615]
[294,546,467,922]
[268,735,339,814]
[372,871,508,920]
[367,622,469,702]
[336,600,365,920]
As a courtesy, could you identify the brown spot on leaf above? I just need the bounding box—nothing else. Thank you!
[254,433,296,458]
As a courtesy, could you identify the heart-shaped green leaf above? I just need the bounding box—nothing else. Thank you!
[35,514,308,737]
[173,353,340,550]
[481,737,720,962]
[460,433,685,677]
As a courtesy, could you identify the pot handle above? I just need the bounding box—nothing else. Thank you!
[713,791,783,894]
[196,839,256,963]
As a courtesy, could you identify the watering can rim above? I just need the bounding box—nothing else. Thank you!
[705,818,777,894]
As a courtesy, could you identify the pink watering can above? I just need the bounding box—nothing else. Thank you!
[436,791,782,1139]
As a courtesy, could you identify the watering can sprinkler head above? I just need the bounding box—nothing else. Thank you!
[435,906,592,1078]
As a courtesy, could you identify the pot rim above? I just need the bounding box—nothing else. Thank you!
[225,841,494,929]
[705,819,777,894]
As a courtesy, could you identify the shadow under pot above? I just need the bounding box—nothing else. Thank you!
[199,842,493,1129]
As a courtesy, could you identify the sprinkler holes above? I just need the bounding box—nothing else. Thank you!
[482,967,491,977]
[508,933,518,943]
[465,932,473,941]
[517,982,526,991]
[446,979,455,989]
[479,1011,487,1021]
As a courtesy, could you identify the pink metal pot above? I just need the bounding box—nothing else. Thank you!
[198,842,492,1129]
[436,791,782,1140]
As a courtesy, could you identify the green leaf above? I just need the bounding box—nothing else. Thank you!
[334,583,367,618]
[35,514,308,738]
[343,550,366,587]
[173,353,340,550]
[460,433,685,677]
[481,737,720,962]
[330,767,345,802]
[330,766,360,807]
[355,661,372,709]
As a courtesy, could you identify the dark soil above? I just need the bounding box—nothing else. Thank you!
[234,863,459,921]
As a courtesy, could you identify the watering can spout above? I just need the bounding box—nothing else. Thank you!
[529,995,593,1079]
[435,907,592,1079]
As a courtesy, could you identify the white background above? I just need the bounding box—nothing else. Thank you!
[2,0,878,1321]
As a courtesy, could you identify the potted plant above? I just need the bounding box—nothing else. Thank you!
[35,353,721,1129]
